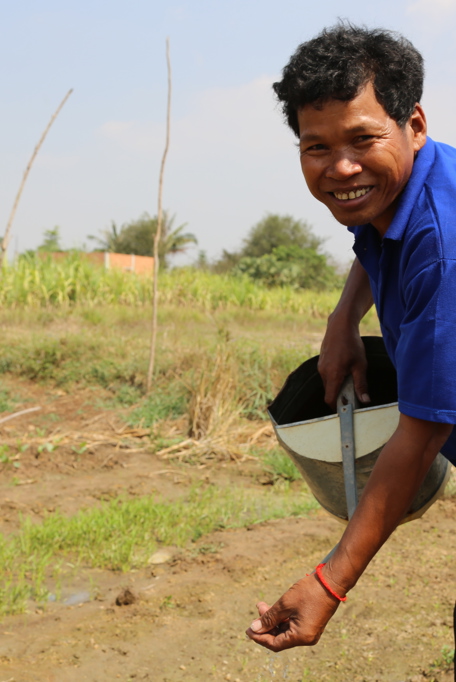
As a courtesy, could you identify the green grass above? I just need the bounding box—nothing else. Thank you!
[0,259,380,421]
[262,448,302,482]
[0,260,380,621]
[0,389,15,412]
[0,313,321,423]
[128,381,188,425]
[429,644,455,672]
[0,484,318,615]
[0,255,348,313]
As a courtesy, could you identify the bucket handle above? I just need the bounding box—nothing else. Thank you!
[319,377,359,565]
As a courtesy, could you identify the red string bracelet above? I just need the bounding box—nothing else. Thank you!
[314,563,347,602]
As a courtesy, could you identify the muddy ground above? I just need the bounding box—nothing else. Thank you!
[0,377,454,682]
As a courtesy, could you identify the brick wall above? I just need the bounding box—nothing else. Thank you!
[43,252,154,275]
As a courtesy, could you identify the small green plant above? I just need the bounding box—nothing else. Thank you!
[0,445,11,463]
[71,442,87,455]
[0,389,14,412]
[128,382,188,427]
[262,448,302,482]
[160,595,175,609]
[0,445,20,469]
[37,442,56,455]
[430,645,455,671]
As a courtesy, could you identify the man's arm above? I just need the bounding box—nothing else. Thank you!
[246,414,452,651]
[318,257,374,408]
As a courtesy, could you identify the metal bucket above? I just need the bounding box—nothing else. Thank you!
[268,336,450,523]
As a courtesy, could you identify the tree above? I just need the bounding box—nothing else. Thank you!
[233,244,340,290]
[211,248,242,274]
[212,213,325,273]
[37,226,62,252]
[240,213,323,258]
[89,211,197,267]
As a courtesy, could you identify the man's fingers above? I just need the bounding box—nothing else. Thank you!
[256,601,271,617]
[321,371,345,409]
[246,626,295,652]
[351,365,370,404]
[247,618,321,652]
[249,601,290,634]
[320,364,370,408]
[249,602,273,634]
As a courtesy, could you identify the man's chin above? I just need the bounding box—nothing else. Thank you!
[328,210,364,228]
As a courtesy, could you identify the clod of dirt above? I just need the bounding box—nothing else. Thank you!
[148,548,174,565]
[115,587,137,606]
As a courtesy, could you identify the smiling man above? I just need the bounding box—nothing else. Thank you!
[246,24,456,658]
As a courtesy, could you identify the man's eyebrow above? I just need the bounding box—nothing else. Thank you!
[299,124,377,143]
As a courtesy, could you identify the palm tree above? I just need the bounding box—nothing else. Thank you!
[88,212,197,267]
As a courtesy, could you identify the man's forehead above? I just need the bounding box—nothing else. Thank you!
[297,85,394,141]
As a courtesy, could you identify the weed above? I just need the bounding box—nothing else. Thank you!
[112,385,142,406]
[128,382,187,426]
[430,644,455,671]
[160,595,175,609]
[71,443,88,455]
[262,448,302,482]
[0,389,14,412]
[0,446,20,469]
[37,442,56,455]
[0,445,11,463]
[81,308,104,325]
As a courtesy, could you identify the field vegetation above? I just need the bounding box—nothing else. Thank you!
[0,256,383,616]
[2,259,451,681]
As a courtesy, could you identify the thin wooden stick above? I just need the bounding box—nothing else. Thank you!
[0,88,73,268]
[146,39,172,393]
[0,406,41,426]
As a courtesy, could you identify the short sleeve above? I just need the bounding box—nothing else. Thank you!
[396,257,456,423]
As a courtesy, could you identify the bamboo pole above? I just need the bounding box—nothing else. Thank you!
[0,88,73,268]
[146,39,172,393]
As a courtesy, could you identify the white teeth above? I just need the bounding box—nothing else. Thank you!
[334,187,371,201]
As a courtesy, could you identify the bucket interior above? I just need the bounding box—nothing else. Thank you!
[268,336,398,425]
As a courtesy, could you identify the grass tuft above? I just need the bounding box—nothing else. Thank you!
[262,448,302,482]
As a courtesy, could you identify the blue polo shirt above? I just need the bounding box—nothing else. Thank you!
[349,137,456,465]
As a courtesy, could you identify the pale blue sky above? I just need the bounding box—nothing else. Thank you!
[2,0,456,265]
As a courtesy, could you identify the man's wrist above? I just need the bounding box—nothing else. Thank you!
[322,557,358,596]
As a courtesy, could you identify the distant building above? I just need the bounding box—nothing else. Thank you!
[43,252,154,275]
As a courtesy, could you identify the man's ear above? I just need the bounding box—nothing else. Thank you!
[409,103,427,152]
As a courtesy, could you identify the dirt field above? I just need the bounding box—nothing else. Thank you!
[0,377,454,682]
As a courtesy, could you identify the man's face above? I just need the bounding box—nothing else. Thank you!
[297,82,427,235]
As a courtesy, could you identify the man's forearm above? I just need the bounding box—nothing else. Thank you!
[318,258,374,407]
[330,257,374,327]
[324,414,452,595]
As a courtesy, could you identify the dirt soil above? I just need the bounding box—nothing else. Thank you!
[0,377,454,682]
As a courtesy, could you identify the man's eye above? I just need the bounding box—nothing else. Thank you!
[356,135,374,143]
[301,144,327,154]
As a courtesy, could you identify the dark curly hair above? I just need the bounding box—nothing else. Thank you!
[273,24,424,138]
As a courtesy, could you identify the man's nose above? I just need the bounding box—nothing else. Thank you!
[325,151,362,180]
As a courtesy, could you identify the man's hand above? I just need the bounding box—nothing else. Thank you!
[317,258,374,408]
[318,319,369,409]
[246,415,451,653]
[245,573,341,652]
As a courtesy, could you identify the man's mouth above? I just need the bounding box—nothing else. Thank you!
[332,187,373,201]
